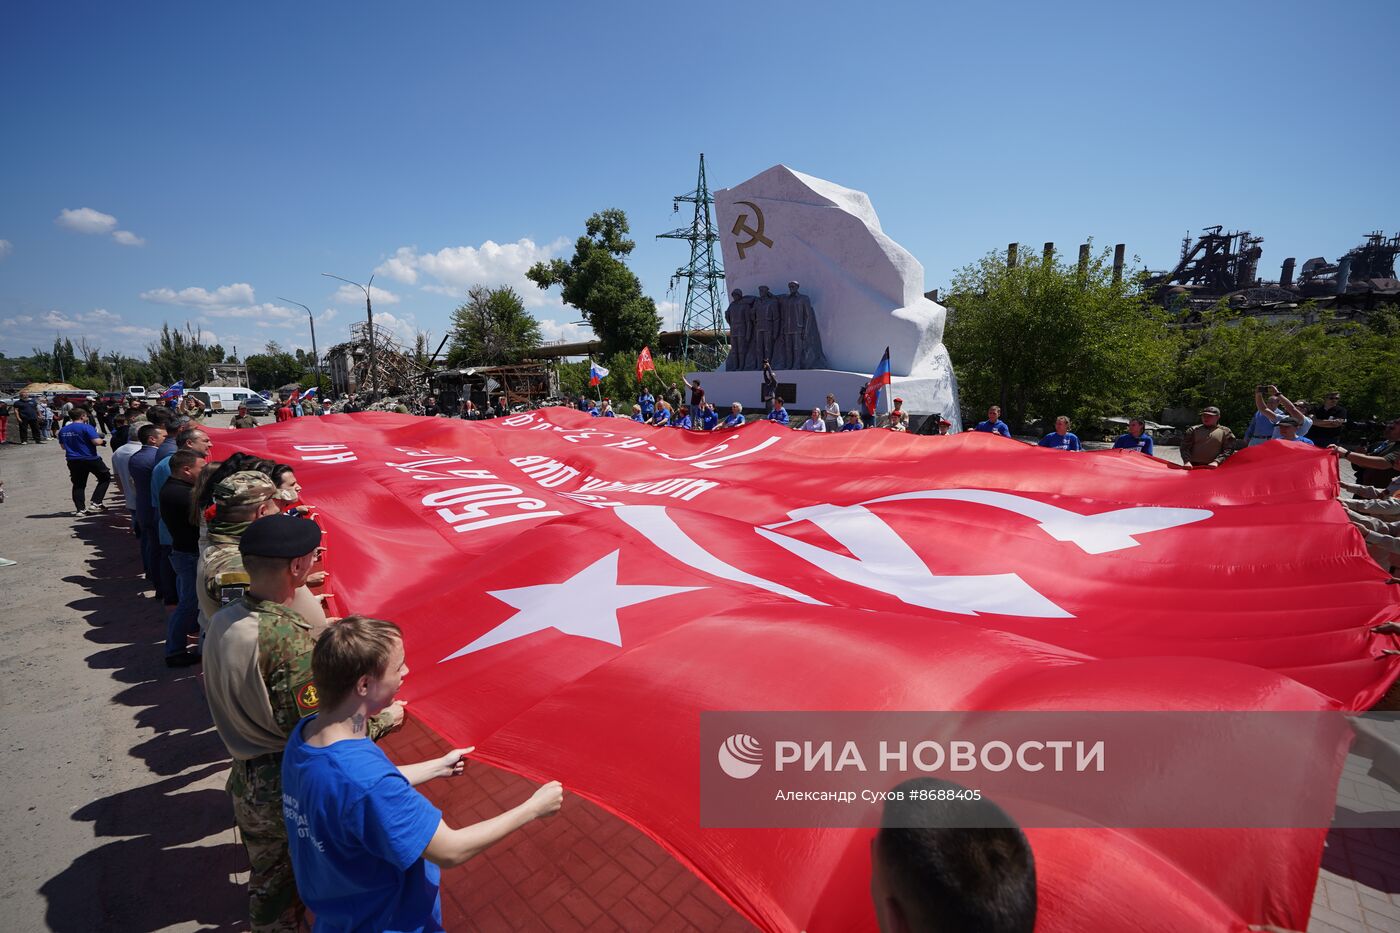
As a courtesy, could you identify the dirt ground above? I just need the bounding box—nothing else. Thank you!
[0,416,246,932]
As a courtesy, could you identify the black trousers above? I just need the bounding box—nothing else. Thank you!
[67,458,112,511]
[18,418,40,443]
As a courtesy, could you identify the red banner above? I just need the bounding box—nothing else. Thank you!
[209,410,1400,932]
[636,346,655,384]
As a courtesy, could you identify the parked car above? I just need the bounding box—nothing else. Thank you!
[127,385,146,399]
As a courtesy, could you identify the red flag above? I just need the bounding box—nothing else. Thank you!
[208,411,1400,933]
[636,346,655,384]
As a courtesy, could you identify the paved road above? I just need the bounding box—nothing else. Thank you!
[0,435,245,932]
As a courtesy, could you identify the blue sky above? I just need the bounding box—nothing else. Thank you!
[2,0,1397,359]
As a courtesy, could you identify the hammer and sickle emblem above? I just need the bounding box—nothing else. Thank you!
[731,200,773,259]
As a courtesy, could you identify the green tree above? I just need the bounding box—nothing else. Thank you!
[944,246,1178,430]
[556,351,693,411]
[1173,303,1400,429]
[446,285,543,367]
[244,341,306,390]
[147,322,219,386]
[527,209,660,358]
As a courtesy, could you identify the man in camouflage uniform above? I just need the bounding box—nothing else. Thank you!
[204,514,405,931]
[197,472,282,632]
[231,405,260,429]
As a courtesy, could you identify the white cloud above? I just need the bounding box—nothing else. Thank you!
[56,207,118,235]
[334,283,399,306]
[0,307,162,355]
[371,310,418,344]
[0,239,11,259]
[139,282,299,328]
[56,207,145,246]
[656,300,681,331]
[537,319,594,344]
[374,237,568,306]
[141,282,257,307]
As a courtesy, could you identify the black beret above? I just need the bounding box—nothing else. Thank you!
[239,513,322,558]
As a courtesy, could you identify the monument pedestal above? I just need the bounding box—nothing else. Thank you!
[688,352,961,429]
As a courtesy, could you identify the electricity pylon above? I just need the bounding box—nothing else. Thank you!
[657,153,726,369]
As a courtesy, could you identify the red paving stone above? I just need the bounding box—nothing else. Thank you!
[379,717,752,931]
[385,716,1400,932]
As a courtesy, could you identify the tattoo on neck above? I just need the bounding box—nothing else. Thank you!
[351,713,366,734]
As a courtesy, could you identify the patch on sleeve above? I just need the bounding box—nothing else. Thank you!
[294,681,320,712]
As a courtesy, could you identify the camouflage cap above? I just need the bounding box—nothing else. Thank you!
[212,470,277,508]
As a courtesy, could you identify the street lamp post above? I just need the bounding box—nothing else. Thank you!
[321,272,377,398]
[277,297,321,399]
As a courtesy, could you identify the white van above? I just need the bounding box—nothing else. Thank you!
[127,385,146,399]
[199,387,269,413]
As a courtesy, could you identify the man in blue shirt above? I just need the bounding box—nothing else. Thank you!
[973,406,1010,437]
[722,402,746,428]
[767,398,790,425]
[1112,418,1155,456]
[1275,416,1315,445]
[1038,416,1082,451]
[1246,385,1312,445]
[699,402,719,431]
[283,617,562,933]
[57,409,111,515]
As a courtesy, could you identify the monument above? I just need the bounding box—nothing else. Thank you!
[689,165,961,430]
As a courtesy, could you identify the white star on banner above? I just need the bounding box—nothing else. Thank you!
[439,550,702,662]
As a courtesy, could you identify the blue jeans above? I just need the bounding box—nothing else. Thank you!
[166,549,200,656]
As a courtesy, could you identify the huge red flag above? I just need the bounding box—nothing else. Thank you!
[210,411,1400,932]
[636,345,655,383]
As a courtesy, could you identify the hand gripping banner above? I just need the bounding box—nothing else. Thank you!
[210,409,1400,932]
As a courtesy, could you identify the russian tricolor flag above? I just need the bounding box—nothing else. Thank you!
[589,361,609,387]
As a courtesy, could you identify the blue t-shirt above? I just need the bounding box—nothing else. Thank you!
[672,415,693,429]
[767,407,790,425]
[974,419,1010,437]
[630,413,645,422]
[282,717,444,933]
[639,393,655,417]
[723,413,745,428]
[700,409,719,430]
[650,411,670,427]
[1038,431,1082,451]
[1112,433,1155,455]
[841,421,864,431]
[58,422,101,460]
[1280,435,1315,445]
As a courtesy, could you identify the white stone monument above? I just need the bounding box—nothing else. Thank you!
[689,165,961,430]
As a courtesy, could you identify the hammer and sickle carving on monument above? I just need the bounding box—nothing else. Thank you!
[731,200,773,259]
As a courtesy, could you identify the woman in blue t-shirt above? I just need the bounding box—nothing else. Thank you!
[282,618,563,933]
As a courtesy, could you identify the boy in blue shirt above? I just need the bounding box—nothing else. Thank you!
[1037,416,1082,451]
[57,408,111,515]
[973,406,1010,437]
[767,398,790,425]
[1111,418,1155,456]
[282,617,563,933]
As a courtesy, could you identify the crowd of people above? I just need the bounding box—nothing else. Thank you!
[9,376,1397,932]
[26,396,566,931]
